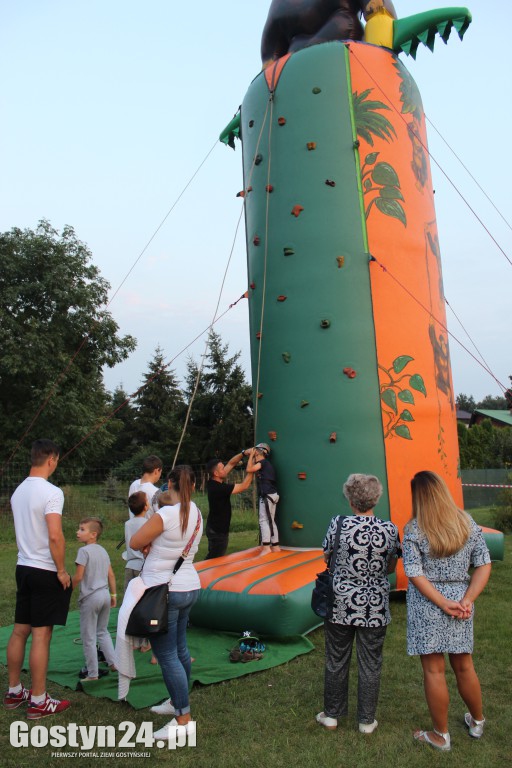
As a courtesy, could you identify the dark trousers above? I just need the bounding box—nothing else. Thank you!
[323,621,387,724]
[205,523,229,560]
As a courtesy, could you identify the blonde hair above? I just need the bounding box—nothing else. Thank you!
[343,473,383,512]
[410,471,471,558]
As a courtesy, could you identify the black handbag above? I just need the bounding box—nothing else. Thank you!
[125,510,202,638]
[125,582,169,637]
[311,516,345,619]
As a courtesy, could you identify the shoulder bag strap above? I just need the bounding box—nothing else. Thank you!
[172,509,202,576]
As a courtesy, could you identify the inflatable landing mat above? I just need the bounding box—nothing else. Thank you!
[191,548,325,636]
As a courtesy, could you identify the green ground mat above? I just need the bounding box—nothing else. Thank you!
[0,609,314,710]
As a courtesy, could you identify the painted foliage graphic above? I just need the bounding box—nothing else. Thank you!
[379,355,427,440]
[353,89,406,227]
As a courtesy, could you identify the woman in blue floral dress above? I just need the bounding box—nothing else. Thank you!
[403,471,491,751]
[316,474,401,734]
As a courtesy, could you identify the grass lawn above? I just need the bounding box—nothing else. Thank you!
[0,498,509,768]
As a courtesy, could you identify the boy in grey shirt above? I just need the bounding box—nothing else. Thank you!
[72,517,117,681]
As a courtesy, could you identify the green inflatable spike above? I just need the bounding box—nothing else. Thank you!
[393,7,472,57]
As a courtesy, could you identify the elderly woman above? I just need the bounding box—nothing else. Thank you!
[403,471,491,751]
[316,474,400,733]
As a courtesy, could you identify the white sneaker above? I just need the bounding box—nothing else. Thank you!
[153,718,195,740]
[153,718,178,740]
[150,698,175,715]
[315,711,338,729]
[464,712,485,738]
[359,719,378,734]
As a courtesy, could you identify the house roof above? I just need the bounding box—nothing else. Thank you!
[472,409,512,427]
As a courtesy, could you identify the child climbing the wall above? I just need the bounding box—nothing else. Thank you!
[248,443,280,555]
[72,517,117,681]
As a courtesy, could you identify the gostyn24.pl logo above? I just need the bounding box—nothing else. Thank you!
[10,720,196,750]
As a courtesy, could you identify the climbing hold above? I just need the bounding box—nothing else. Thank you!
[312,87,321,94]
[329,432,337,443]
[336,256,345,268]
[266,184,274,193]
[277,116,286,126]
[253,235,261,246]
[297,472,307,480]
[291,205,304,218]
[268,431,277,441]
[254,154,263,166]
[257,392,263,399]
[307,142,316,151]
[300,400,309,408]
[256,331,261,340]
[250,282,256,290]
[282,352,291,363]
[325,179,336,187]
[249,120,254,127]
[291,521,304,529]
[277,295,287,302]
[283,247,295,256]
[343,367,357,379]
[320,319,331,328]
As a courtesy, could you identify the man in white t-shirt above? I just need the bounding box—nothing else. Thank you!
[4,439,73,719]
[127,455,163,518]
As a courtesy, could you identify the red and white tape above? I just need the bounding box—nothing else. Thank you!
[462,483,512,488]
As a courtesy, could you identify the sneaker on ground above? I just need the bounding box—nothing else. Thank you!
[464,712,485,738]
[27,694,71,720]
[359,719,378,734]
[315,711,338,729]
[4,686,30,710]
[150,698,176,716]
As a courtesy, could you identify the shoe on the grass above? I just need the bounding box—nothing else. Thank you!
[464,712,485,738]
[150,698,176,716]
[4,685,30,710]
[315,711,338,729]
[27,693,71,720]
[79,667,108,680]
[359,719,378,734]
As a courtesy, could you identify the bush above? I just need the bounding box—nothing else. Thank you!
[492,480,512,532]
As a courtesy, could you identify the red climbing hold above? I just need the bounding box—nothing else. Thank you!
[278,117,286,126]
[277,295,287,302]
[253,235,261,246]
[291,205,304,218]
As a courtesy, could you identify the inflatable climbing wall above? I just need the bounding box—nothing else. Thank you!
[241,40,461,589]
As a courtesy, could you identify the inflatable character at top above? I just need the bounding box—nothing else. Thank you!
[261,0,397,65]
[192,2,502,638]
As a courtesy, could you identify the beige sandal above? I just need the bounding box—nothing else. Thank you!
[413,729,451,751]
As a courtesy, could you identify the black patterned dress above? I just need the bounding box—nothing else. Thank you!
[323,514,401,628]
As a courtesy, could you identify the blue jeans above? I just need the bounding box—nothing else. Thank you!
[150,589,200,715]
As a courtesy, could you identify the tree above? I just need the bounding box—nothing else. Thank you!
[456,393,476,413]
[477,394,508,410]
[130,346,185,463]
[184,331,253,464]
[100,385,138,472]
[0,221,136,475]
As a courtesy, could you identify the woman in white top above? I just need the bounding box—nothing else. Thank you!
[130,465,203,733]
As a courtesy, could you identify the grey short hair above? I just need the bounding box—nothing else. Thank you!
[343,473,383,512]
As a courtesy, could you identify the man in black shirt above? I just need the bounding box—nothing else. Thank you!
[205,449,255,559]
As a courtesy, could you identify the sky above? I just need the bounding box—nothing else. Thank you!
[1,1,510,403]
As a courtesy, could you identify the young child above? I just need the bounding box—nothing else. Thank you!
[72,517,117,681]
[248,443,281,555]
[124,491,149,591]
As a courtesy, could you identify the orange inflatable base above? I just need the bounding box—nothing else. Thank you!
[191,548,325,637]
